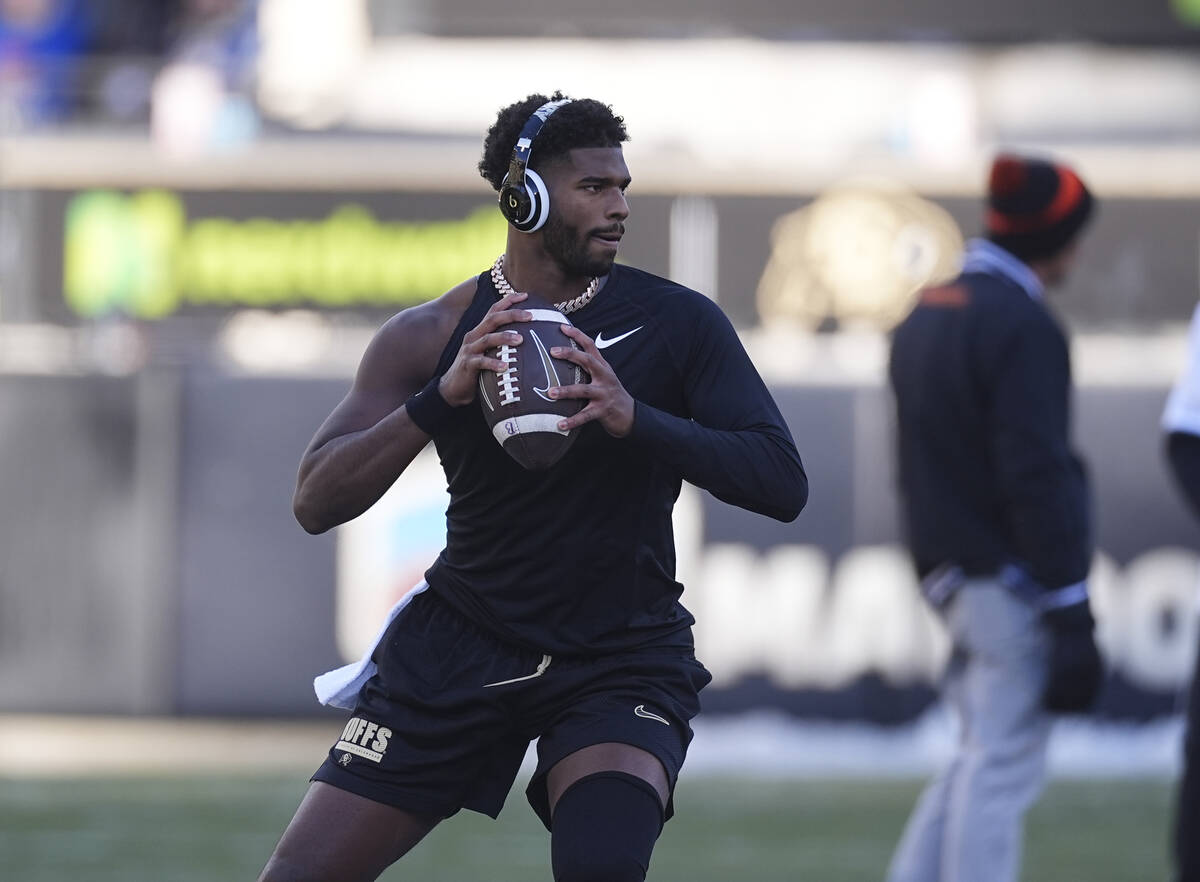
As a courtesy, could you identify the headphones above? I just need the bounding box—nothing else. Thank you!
[497,98,572,233]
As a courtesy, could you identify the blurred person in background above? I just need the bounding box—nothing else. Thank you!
[151,0,258,152]
[1161,305,1200,882]
[886,154,1104,882]
[257,91,807,882]
[0,0,91,126]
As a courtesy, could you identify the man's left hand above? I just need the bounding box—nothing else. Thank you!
[548,325,635,438]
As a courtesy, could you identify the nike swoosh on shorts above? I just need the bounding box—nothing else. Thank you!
[634,704,670,726]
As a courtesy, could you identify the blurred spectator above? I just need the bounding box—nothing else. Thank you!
[151,0,258,154]
[86,0,178,125]
[0,0,92,127]
[165,0,256,84]
[1161,303,1200,882]
[886,154,1102,882]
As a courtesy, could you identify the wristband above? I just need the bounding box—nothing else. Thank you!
[405,376,457,436]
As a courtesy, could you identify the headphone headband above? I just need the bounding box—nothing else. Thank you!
[506,98,572,180]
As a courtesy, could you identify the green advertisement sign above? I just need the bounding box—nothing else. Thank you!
[63,190,508,319]
[1174,0,1200,25]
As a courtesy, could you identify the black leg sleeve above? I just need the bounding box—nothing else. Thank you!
[1167,432,1200,522]
[550,771,664,882]
[1176,636,1200,882]
[1167,432,1200,881]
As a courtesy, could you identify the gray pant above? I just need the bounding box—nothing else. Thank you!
[886,579,1052,882]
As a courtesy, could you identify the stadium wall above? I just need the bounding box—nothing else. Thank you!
[0,369,1194,720]
[0,182,1197,719]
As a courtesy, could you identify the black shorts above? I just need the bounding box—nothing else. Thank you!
[312,589,711,829]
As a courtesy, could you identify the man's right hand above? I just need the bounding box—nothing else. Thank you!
[437,292,532,406]
[1041,602,1104,713]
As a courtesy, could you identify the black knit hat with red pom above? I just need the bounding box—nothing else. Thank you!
[985,154,1095,263]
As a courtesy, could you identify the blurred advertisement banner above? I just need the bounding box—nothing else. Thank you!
[25,187,1200,330]
[57,190,507,319]
[32,188,671,323]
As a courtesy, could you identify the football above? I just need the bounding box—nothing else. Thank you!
[478,293,588,470]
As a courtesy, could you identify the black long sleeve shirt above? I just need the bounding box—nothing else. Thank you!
[424,265,808,655]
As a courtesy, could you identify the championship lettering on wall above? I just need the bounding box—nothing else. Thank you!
[335,384,1200,724]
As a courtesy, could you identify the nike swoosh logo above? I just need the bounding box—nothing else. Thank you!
[478,373,494,411]
[530,330,562,402]
[595,326,644,349]
[634,704,670,726]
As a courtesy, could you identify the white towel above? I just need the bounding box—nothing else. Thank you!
[313,581,429,709]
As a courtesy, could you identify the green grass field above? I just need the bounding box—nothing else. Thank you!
[0,774,1173,881]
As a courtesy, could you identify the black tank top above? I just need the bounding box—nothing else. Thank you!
[424,263,799,654]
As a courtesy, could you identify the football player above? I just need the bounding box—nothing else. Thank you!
[259,92,808,882]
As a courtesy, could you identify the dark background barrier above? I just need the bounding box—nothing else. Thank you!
[3,177,1198,721]
[0,372,174,713]
[2,365,1193,721]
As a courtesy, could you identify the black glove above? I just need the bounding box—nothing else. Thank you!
[1041,601,1104,713]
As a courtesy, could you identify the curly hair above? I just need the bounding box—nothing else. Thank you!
[478,91,629,191]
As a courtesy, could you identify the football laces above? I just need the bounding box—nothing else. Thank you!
[495,344,521,406]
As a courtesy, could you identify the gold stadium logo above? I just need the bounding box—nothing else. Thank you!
[757,181,964,331]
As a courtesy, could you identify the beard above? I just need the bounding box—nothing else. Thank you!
[542,212,618,278]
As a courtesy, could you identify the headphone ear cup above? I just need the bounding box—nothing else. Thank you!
[504,168,551,233]
[499,174,532,227]
[519,169,551,233]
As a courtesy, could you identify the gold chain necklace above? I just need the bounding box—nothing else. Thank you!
[490,255,600,315]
